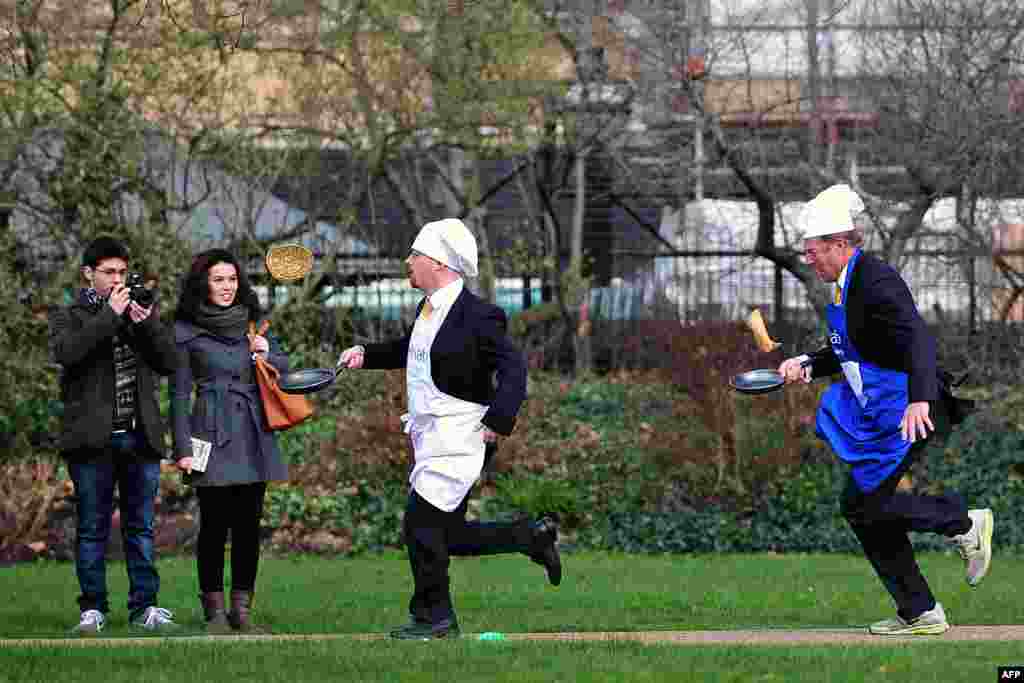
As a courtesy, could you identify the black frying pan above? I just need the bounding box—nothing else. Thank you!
[729,359,810,396]
[278,367,341,395]
[729,369,787,395]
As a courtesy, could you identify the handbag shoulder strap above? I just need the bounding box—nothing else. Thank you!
[248,319,272,354]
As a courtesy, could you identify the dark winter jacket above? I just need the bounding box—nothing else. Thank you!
[170,321,289,486]
[49,298,175,458]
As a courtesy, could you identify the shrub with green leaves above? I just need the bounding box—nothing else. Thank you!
[590,387,1024,555]
[0,231,60,460]
[276,415,337,465]
[912,399,1024,550]
[486,474,582,524]
[262,477,406,554]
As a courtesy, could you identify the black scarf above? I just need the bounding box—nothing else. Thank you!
[192,302,250,340]
[79,288,137,342]
[80,287,105,313]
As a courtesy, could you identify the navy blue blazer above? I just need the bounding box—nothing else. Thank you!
[362,287,528,436]
[808,251,938,404]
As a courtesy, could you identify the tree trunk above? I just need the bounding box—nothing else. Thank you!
[805,0,821,168]
[571,150,591,375]
[443,149,495,302]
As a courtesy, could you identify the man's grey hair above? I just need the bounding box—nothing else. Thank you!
[823,227,865,248]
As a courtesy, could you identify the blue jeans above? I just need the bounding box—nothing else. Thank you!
[68,431,161,618]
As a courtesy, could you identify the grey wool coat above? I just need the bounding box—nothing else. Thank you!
[171,321,289,486]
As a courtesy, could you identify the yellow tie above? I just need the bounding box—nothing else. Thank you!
[834,283,842,305]
[420,298,434,320]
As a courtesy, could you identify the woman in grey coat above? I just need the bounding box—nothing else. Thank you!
[171,249,289,633]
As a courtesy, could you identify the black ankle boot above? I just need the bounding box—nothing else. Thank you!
[527,515,562,586]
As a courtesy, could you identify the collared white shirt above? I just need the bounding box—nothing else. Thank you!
[407,278,466,418]
[403,278,488,511]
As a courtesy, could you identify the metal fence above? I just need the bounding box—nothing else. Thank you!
[604,249,1023,382]
[610,249,1024,327]
[251,247,1020,378]
[256,278,545,320]
[256,248,1022,329]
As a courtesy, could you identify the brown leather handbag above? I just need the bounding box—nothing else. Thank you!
[249,321,314,431]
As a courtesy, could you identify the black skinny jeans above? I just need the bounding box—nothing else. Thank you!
[196,483,267,594]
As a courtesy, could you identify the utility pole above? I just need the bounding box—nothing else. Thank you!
[806,0,821,168]
[825,0,837,173]
[692,0,709,202]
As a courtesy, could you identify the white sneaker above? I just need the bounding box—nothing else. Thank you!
[131,606,179,632]
[951,508,994,587]
[72,609,105,636]
[869,602,950,636]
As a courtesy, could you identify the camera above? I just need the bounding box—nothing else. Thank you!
[126,272,156,308]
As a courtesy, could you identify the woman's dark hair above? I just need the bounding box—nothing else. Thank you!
[175,248,261,322]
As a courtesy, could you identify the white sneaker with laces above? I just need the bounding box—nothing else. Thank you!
[73,609,105,636]
[132,606,179,632]
[869,602,950,636]
[951,508,994,587]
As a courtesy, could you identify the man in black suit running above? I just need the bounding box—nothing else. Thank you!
[778,185,992,636]
[339,218,560,640]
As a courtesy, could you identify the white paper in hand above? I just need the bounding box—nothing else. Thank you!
[190,437,213,473]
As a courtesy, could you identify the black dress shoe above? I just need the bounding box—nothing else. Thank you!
[390,617,460,640]
[388,616,429,638]
[528,515,562,586]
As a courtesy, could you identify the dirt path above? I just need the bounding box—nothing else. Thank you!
[4,625,1024,648]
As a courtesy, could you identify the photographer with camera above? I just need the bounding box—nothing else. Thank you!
[48,235,179,635]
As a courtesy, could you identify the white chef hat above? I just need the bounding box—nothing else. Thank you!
[410,218,478,277]
[800,184,866,239]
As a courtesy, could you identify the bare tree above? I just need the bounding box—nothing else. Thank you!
[0,0,294,286]
[850,0,1024,323]
[595,0,1024,324]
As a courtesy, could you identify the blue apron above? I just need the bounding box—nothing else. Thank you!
[815,249,911,492]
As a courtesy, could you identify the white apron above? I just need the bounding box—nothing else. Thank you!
[402,294,488,512]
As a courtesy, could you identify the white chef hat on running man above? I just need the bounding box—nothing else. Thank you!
[800,184,866,239]
[410,218,479,277]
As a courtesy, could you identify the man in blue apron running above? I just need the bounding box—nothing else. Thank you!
[778,184,993,636]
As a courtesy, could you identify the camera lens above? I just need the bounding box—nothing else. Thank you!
[127,273,155,308]
[133,287,155,308]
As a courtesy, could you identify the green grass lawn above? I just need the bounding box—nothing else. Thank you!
[3,551,1024,682]
[4,639,1024,683]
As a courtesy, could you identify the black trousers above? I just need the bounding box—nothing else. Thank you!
[403,488,532,624]
[840,435,970,621]
[196,483,267,594]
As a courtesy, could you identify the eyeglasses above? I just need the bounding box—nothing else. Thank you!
[94,267,128,277]
[803,239,846,260]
